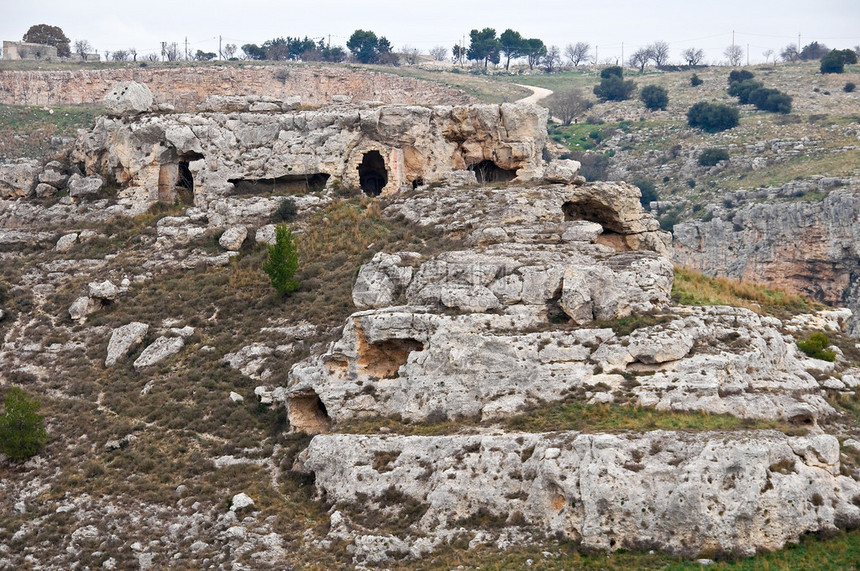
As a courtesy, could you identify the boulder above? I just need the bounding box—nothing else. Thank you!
[88,280,118,301]
[55,233,78,252]
[35,183,57,198]
[229,492,255,511]
[133,336,185,370]
[218,226,248,251]
[68,296,98,321]
[352,253,414,309]
[105,322,149,367]
[38,168,68,188]
[67,174,104,197]
[103,81,153,116]
[543,159,583,184]
[0,159,41,198]
[255,224,276,245]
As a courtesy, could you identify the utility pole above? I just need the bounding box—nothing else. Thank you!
[185,37,188,61]
[798,33,801,54]
[747,44,750,66]
[595,45,598,65]
[621,42,624,68]
[161,41,166,62]
[219,35,222,60]
[731,30,735,65]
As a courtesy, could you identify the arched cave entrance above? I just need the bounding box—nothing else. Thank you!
[468,160,517,184]
[562,199,629,251]
[358,151,388,196]
[288,390,331,434]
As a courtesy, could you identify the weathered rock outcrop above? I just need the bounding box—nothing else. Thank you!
[71,100,548,205]
[103,81,154,116]
[298,431,860,558]
[673,186,860,333]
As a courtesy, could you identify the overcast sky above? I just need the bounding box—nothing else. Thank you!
[3,0,859,65]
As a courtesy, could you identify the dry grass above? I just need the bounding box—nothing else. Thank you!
[672,266,817,318]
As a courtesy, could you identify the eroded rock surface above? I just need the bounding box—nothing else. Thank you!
[298,431,860,558]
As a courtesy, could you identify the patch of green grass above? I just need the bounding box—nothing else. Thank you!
[0,103,101,157]
[342,403,794,436]
[506,403,792,433]
[672,266,817,318]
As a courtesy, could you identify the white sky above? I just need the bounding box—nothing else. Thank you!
[2,0,859,65]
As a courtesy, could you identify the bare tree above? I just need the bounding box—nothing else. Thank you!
[780,44,799,62]
[543,45,561,73]
[146,53,159,62]
[401,45,420,65]
[762,49,774,64]
[544,87,593,125]
[649,41,671,67]
[165,42,181,61]
[112,49,129,62]
[429,45,447,61]
[129,47,137,61]
[565,41,591,67]
[73,39,92,58]
[724,44,743,66]
[629,47,653,73]
[682,47,704,66]
[104,50,110,62]
[223,43,237,59]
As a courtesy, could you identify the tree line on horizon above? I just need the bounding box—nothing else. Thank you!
[8,24,860,72]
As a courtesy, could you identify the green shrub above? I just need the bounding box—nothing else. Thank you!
[749,88,792,113]
[263,224,300,296]
[728,79,764,104]
[593,75,636,102]
[698,148,730,166]
[633,178,658,208]
[687,102,739,132]
[820,49,857,74]
[275,197,298,222]
[797,332,836,362]
[690,74,703,87]
[845,82,856,93]
[728,69,755,84]
[640,85,668,110]
[600,66,623,79]
[0,387,48,460]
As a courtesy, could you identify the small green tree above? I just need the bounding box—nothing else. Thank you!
[690,74,703,87]
[640,85,668,110]
[594,75,637,102]
[687,102,739,132]
[0,387,48,460]
[263,224,300,295]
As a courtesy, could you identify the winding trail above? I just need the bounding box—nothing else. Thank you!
[514,83,554,104]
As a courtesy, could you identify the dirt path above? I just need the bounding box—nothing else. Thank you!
[514,84,553,104]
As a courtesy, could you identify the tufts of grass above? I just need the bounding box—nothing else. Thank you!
[0,103,101,158]
[342,403,794,436]
[672,266,817,318]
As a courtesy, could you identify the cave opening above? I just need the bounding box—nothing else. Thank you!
[468,160,517,184]
[358,150,388,196]
[288,391,332,434]
[358,338,425,379]
[562,198,630,250]
[228,173,330,195]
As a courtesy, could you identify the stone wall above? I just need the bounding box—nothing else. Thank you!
[0,64,475,109]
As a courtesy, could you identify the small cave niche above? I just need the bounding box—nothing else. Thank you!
[288,391,331,434]
[468,160,517,184]
[358,150,388,196]
[546,285,571,325]
[359,338,425,379]
[562,199,630,251]
[228,173,330,196]
[411,177,424,190]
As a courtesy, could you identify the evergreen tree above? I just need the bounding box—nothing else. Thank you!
[263,224,300,295]
[0,387,48,461]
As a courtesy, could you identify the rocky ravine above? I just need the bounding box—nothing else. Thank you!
[1,80,860,568]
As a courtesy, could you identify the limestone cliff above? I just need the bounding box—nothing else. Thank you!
[673,183,860,333]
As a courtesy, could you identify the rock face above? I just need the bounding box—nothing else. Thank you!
[72,101,548,205]
[298,431,860,558]
[673,188,860,333]
[103,81,154,116]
